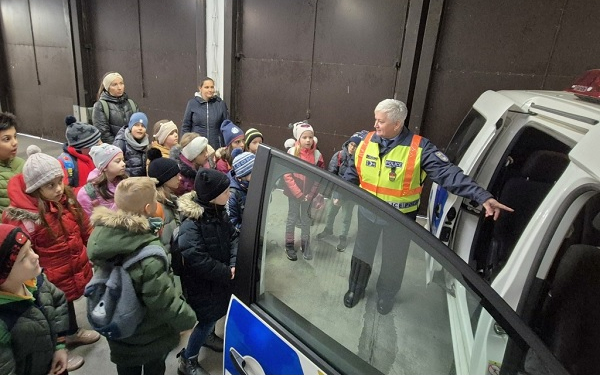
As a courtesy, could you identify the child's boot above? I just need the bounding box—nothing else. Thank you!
[337,235,347,251]
[316,227,332,239]
[285,241,297,261]
[203,330,224,352]
[177,348,209,375]
[66,328,100,346]
[301,239,313,260]
[66,352,84,372]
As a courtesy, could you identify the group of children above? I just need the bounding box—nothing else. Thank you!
[0,110,265,375]
[0,104,361,375]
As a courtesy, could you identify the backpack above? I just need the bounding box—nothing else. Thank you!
[84,244,168,340]
[58,152,78,187]
[99,98,137,122]
[83,182,99,206]
[170,226,183,276]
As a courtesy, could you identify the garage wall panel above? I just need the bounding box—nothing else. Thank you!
[0,0,75,139]
[235,0,409,161]
[239,0,316,60]
[544,0,600,86]
[423,0,571,150]
[314,0,406,66]
[236,58,312,128]
[86,0,201,126]
[309,63,396,144]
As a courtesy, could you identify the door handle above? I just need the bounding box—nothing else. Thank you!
[230,347,249,375]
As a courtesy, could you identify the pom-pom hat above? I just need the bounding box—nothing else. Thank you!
[147,148,180,187]
[23,145,64,193]
[64,115,101,149]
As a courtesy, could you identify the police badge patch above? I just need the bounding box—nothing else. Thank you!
[385,160,403,169]
[435,151,449,162]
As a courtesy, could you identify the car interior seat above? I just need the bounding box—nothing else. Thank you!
[485,150,569,279]
[530,212,600,375]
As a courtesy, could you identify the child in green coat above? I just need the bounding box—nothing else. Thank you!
[86,177,196,375]
[0,113,24,212]
[0,224,69,375]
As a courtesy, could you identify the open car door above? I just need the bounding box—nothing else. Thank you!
[224,144,567,375]
[427,91,517,249]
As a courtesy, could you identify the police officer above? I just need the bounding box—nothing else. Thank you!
[343,99,512,315]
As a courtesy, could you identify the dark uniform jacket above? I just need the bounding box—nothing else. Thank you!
[177,192,238,323]
[344,127,493,205]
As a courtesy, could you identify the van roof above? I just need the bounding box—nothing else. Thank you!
[494,89,600,180]
[498,90,600,132]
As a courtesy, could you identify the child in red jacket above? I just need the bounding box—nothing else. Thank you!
[2,145,99,372]
[58,115,102,190]
[283,122,325,261]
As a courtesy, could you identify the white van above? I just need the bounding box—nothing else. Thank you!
[221,80,600,373]
[427,71,600,374]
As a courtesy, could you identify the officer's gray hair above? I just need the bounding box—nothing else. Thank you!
[375,99,408,124]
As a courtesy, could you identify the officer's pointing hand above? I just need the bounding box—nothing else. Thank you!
[482,198,513,221]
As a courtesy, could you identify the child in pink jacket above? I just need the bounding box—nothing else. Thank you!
[76,143,126,217]
[283,122,325,261]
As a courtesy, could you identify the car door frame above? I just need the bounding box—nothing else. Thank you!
[232,144,568,375]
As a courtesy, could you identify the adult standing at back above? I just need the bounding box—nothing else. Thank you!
[92,72,138,144]
[182,77,229,150]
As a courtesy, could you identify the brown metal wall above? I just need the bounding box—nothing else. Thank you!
[233,0,409,161]
[422,0,600,149]
[2,0,599,154]
[83,0,202,128]
[0,0,76,138]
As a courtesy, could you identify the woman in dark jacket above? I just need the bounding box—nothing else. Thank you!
[176,168,237,375]
[181,77,229,150]
[92,72,138,144]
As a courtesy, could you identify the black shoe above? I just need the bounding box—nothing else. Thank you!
[316,228,332,240]
[203,331,224,352]
[343,288,364,308]
[337,236,347,251]
[285,247,297,261]
[377,297,394,315]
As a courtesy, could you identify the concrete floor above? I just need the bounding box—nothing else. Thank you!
[15,134,224,375]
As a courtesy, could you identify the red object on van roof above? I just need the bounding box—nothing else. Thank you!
[565,69,600,103]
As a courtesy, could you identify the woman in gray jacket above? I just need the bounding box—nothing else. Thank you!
[92,72,138,144]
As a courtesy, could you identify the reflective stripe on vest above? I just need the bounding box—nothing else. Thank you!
[355,131,424,213]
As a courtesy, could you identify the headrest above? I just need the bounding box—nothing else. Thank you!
[521,150,569,183]
[593,212,600,231]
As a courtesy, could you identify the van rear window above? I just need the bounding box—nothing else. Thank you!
[444,109,486,164]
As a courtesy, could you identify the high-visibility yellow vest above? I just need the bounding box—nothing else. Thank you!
[355,131,426,213]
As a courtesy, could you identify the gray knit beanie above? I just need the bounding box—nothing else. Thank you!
[65,115,101,149]
[90,143,123,172]
[23,145,64,193]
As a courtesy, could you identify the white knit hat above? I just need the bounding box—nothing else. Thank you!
[292,121,314,140]
[182,136,208,161]
[23,145,64,193]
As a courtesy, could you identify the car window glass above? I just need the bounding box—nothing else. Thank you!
[444,108,486,164]
[252,153,562,375]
